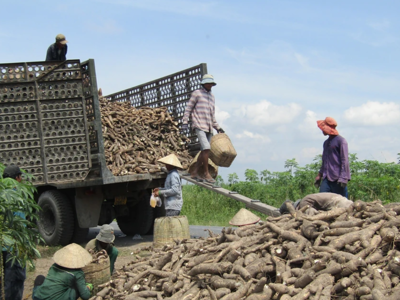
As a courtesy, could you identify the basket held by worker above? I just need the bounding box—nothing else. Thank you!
[210,133,237,167]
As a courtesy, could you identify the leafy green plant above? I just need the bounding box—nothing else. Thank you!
[0,164,43,299]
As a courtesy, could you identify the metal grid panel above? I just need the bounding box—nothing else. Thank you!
[80,60,99,155]
[105,63,207,145]
[0,60,81,83]
[0,60,91,185]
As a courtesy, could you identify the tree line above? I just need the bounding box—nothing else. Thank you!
[214,154,400,208]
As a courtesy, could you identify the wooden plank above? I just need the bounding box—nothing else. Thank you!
[180,175,280,217]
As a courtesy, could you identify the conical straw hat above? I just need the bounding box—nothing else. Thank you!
[158,154,183,169]
[53,243,92,269]
[229,208,260,226]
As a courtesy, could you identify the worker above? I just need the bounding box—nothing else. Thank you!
[85,224,118,274]
[153,154,183,216]
[182,74,224,184]
[32,243,93,300]
[46,34,68,61]
[314,117,350,197]
[1,165,26,300]
[280,192,353,216]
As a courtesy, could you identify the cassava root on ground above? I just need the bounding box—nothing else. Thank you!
[90,200,400,299]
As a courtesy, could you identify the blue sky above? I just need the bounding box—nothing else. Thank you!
[2,0,400,181]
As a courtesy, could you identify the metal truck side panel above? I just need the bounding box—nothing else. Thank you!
[0,60,91,185]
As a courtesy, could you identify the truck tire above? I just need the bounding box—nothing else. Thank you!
[37,190,74,246]
[117,192,154,236]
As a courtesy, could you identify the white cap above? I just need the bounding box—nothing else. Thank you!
[201,74,216,86]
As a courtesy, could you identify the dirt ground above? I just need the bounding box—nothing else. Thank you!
[22,240,154,300]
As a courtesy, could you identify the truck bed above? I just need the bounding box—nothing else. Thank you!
[0,59,206,189]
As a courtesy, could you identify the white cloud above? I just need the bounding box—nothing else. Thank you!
[239,100,302,126]
[297,110,322,139]
[299,110,317,129]
[343,101,400,125]
[215,106,230,129]
[235,130,271,143]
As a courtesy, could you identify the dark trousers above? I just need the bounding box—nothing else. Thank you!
[1,251,26,300]
[319,178,346,197]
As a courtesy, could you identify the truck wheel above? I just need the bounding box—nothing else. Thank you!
[37,190,74,246]
[117,192,154,236]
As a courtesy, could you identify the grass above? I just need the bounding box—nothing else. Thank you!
[181,184,267,226]
[36,245,63,259]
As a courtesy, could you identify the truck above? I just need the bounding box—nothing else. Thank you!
[0,59,206,245]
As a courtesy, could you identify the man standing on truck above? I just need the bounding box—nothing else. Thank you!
[1,165,26,300]
[182,74,224,184]
[45,34,68,61]
[314,117,350,197]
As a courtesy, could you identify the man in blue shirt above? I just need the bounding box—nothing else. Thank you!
[1,165,26,300]
[46,34,68,61]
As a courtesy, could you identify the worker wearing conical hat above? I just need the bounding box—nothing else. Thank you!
[153,154,183,216]
[32,243,93,300]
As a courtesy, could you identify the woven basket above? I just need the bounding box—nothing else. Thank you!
[153,216,190,248]
[82,258,110,293]
[189,151,218,178]
[210,133,237,167]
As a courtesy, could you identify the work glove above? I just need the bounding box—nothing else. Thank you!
[181,124,188,131]
[217,128,225,134]
[86,283,94,291]
[340,182,347,188]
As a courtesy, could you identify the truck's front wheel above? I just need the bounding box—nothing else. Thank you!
[117,191,153,236]
[37,190,74,246]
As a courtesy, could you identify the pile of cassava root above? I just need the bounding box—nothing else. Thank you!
[88,199,400,300]
[87,249,108,264]
[99,93,192,176]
